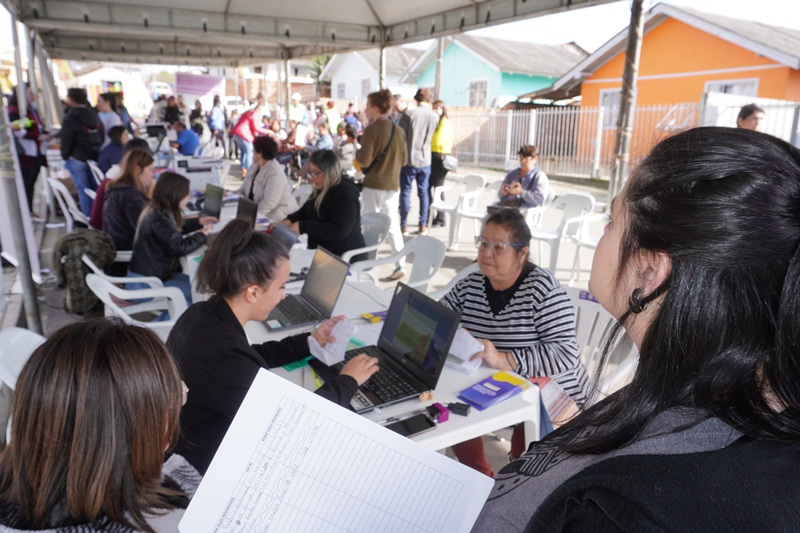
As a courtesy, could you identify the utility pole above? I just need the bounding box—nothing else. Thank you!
[608,0,648,205]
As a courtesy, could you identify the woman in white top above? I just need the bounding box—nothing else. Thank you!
[238,135,298,222]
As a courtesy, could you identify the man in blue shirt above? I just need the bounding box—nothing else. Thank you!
[171,121,200,156]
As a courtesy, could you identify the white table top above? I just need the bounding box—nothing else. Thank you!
[244,280,541,451]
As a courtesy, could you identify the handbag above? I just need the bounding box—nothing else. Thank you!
[443,154,458,172]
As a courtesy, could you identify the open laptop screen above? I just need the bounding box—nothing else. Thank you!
[203,184,224,219]
[300,247,350,316]
[378,284,460,389]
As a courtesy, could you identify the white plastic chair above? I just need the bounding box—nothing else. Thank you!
[85,274,188,341]
[529,193,596,276]
[563,287,638,404]
[85,188,97,201]
[349,235,446,293]
[341,212,391,263]
[427,262,481,301]
[0,327,45,390]
[446,175,491,250]
[429,178,459,225]
[292,183,314,206]
[524,186,556,229]
[568,212,607,285]
[87,160,105,187]
[82,254,157,287]
[48,177,90,232]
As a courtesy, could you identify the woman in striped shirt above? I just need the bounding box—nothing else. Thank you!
[441,208,588,477]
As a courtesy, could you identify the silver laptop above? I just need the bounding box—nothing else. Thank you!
[264,247,350,331]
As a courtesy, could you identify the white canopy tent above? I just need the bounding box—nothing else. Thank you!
[1,0,615,66]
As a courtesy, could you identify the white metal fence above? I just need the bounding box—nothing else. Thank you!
[449,97,800,179]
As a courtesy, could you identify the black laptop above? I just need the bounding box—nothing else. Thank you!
[200,184,224,219]
[236,197,258,225]
[264,247,350,331]
[311,283,460,414]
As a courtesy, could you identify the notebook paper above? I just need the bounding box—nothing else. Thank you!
[179,369,493,533]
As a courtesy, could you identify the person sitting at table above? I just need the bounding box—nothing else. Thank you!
[473,127,800,531]
[237,135,298,221]
[102,148,155,251]
[497,144,551,209]
[0,319,200,532]
[91,139,151,231]
[170,120,200,156]
[128,172,214,305]
[96,125,128,174]
[281,149,366,259]
[441,208,588,478]
[166,218,379,474]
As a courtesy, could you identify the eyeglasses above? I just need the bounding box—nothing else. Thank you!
[308,169,325,178]
[475,236,525,254]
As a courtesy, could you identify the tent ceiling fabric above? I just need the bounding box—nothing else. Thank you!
[2,0,615,66]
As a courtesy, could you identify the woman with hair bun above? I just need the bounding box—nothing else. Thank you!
[167,218,379,474]
[475,127,800,531]
[0,319,199,532]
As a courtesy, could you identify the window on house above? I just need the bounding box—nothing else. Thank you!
[469,80,487,107]
[600,89,622,129]
[337,83,346,99]
[705,79,758,96]
[361,78,371,98]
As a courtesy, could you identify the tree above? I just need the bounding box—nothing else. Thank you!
[309,54,332,99]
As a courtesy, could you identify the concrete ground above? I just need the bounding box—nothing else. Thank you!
[2,162,609,475]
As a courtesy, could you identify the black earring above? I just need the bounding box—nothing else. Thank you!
[628,288,645,314]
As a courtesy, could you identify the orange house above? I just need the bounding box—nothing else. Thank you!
[552,4,800,108]
[526,4,800,178]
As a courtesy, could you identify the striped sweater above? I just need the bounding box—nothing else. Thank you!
[441,266,589,406]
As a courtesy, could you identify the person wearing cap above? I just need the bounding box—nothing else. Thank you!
[290,93,307,124]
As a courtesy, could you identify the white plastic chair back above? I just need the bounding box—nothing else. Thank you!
[87,160,105,187]
[48,177,89,232]
[341,212,391,263]
[85,274,187,341]
[349,235,447,293]
[563,287,638,404]
[427,262,481,301]
[525,186,556,228]
[0,327,44,389]
[530,192,596,274]
[292,184,314,206]
[446,176,493,250]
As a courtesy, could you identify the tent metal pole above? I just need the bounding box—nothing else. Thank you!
[434,37,444,101]
[3,16,43,334]
[608,0,647,206]
[284,59,291,130]
[379,46,386,90]
[11,15,27,118]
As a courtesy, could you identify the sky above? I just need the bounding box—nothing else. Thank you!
[1,0,800,57]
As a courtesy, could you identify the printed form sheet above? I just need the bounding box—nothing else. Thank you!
[180,369,493,533]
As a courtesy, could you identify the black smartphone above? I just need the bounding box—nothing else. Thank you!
[383,413,437,438]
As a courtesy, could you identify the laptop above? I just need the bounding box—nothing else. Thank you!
[200,184,224,219]
[264,247,350,331]
[311,283,460,414]
[269,223,300,250]
[236,197,258,225]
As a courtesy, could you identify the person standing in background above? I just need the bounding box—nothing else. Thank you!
[60,87,103,216]
[398,88,439,236]
[96,93,122,149]
[356,89,408,280]
[429,100,455,227]
[8,83,46,211]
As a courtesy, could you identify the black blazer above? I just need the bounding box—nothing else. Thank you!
[129,209,206,280]
[166,296,358,474]
[287,178,366,257]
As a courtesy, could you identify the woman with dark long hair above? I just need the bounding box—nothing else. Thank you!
[128,172,214,304]
[474,127,800,531]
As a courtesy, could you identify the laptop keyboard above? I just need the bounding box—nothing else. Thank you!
[278,297,318,324]
[346,346,418,403]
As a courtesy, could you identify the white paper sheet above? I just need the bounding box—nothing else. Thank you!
[351,321,383,348]
[308,319,356,366]
[179,369,493,533]
[450,328,484,361]
[445,354,483,375]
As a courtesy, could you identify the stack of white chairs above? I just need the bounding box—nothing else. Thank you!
[528,193,596,276]
[349,236,446,293]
